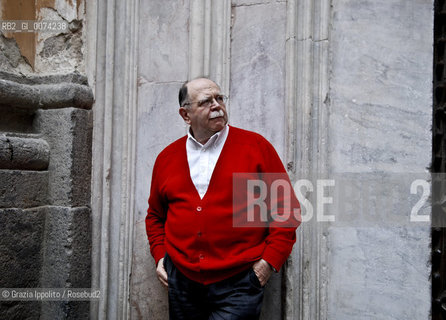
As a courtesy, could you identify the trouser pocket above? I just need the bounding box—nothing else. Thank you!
[248,268,263,289]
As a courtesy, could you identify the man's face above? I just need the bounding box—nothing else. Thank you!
[180,78,228,143]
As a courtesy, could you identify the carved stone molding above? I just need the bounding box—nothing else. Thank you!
[285,0,331,319]
[0,72,93,110]
[188,0,231,94]
[89,0,139,318]
[0,135,49,170]
[0,79,93,110]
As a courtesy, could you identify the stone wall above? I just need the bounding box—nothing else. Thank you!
[327,0,432,319]
[129,1,433,320]
[0,1,431,318]
[5,0,428,318]
[0,73,93,319]
[0,1,93,318]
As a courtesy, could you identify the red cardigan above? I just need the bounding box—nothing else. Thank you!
[146,126,300,284]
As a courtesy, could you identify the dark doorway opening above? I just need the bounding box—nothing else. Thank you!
[433,1,446,319]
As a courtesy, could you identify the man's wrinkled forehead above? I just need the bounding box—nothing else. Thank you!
[187,79,221,97]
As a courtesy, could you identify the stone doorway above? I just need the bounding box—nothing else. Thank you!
[433,0,446,318]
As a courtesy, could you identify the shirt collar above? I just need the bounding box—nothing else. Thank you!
[187,125,229,150]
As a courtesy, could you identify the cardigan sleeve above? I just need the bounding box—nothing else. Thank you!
[256,136,301,272]
[145,156,167,265]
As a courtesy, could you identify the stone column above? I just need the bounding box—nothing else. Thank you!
[285,0,331,319]
[189,0,231,93]
[89,0,140,319]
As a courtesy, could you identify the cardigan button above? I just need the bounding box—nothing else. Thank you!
[196,206,202,212]
[199,254,204,259]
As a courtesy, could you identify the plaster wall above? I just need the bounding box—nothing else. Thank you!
[0,0,86,74]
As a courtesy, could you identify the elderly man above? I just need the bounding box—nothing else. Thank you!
[146,78,300,319]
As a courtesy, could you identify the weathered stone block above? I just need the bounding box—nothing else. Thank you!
[230,2,287,158]
[0,206,91,319]
[0,135,50,170]
[0,71,89,86]
[138,0,189,82]
[70,110,93,208]
[34,108,92,207]
[0,301,41,320]
[41,300,90,320]
[0,170,48,208]
[0,208,45,320]
[0,42,92,320]
[40,206,92,320]
[0,208,45,287]
[0,71,93,110]
[40,206,92,288]
[0,108,35,133]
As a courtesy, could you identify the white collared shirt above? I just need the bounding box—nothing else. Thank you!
[186,125,229,199]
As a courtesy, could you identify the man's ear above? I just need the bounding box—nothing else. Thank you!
[179,107,191,124]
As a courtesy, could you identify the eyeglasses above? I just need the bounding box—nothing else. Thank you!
[182,95,228,108]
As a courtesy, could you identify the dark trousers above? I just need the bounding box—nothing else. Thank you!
[164,254,265,320]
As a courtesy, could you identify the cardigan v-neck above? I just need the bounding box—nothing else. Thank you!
[186,125,229,199]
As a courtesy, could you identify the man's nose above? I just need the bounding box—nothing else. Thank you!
[209,98,222,108]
